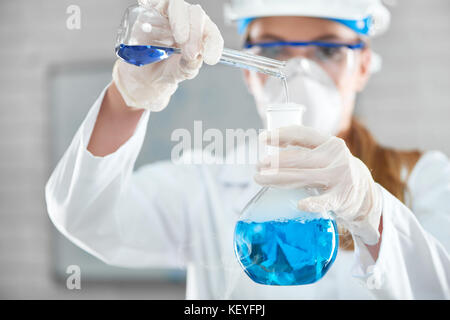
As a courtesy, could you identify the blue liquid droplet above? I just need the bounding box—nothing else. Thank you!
[115,44,175,66]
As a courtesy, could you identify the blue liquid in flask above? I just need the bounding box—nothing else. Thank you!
[234,217,338,286]
[115,44,175,66]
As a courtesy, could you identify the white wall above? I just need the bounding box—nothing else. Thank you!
[0,0,449,299]
[357,0,450,155]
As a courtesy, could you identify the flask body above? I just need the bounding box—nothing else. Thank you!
[234,187,339,286]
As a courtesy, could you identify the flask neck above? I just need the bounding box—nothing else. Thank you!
[266,103,305,156]
[266,103,305,130]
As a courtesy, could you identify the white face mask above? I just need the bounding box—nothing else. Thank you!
[249,57,350,136]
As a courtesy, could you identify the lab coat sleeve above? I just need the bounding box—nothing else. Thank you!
[45,85,194,269]
[351,151,450,299]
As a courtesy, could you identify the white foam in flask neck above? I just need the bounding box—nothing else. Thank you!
[266,103,305,156]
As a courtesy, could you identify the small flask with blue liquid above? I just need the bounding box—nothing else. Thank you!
[234,104,339,286]
[115,5,287,77]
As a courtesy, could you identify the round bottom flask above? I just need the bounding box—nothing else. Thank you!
[233,104,339,286]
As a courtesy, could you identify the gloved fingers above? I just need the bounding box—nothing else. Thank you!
[131,7,175,46]
[257,147,333,171]
[177,55,203,79]
[178,4,223,65]
[254,168,332,189]
[167,0,190,45]
[138,0,161,9]
[202,15,224,65]
[257,135,350,173]
[113,59,177,110]
[255,164,348,189]
[140,0,222,65]
[139,0,171,16]
[259,125,330,149]
[181,4,206,61]
[297,192,337,214]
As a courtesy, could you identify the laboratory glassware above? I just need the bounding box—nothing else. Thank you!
[115,4,287,79]
[233,103,339,286]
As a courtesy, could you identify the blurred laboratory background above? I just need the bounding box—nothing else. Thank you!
[0,0,449,299]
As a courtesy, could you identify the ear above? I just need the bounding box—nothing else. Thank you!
[355,47,372,92]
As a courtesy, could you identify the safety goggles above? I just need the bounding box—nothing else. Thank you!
[244,40,366,80]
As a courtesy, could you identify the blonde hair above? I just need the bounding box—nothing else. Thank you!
[339,117,422,250]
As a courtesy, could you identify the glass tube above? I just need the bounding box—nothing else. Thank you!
[167,47,286,78]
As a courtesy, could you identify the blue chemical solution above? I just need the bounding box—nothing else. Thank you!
[234,218,338,286]
[115,44,175,66]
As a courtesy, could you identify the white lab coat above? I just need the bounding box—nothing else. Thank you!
[45,86,450,299]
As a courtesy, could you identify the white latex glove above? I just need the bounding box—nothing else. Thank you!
[255,125,383,246]
[113,0,224,111]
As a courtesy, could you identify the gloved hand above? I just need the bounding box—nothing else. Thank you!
[113,0,224,111]
[255,125,383,246]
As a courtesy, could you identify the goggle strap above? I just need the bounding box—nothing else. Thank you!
[245,41,365,50]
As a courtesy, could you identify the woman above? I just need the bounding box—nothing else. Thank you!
[45,0,449,299]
